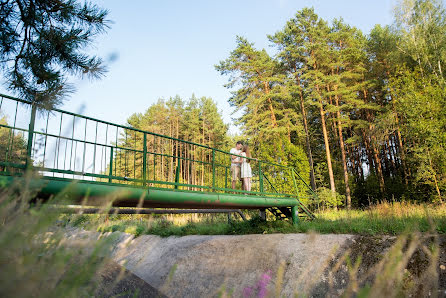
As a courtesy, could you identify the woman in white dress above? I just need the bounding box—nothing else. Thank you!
[240,145,252,192]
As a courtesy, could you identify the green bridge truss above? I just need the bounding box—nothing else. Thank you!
[0,93,316,223]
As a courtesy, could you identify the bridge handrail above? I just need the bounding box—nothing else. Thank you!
[0,93,319,215]
[0,93,292,170]
[0,93,288,168]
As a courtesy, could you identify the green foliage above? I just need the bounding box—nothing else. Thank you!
[216,2,446,206]
[315,187,345,209]
[389,68,446,201]
[0,1,110,108]
[0,178,116,297]
[216,36,304,167]
[0,116,28,172]
[110,94,230,189]
[394,0,446,79]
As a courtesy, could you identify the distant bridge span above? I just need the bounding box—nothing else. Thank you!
[0,93,316,223]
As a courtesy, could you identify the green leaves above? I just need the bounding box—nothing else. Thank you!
[216,36,302,168]
[0,0,110,108]
[217,3,446,205]
[389,68,446,199]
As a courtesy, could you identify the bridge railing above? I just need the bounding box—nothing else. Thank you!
[0,93,316,203]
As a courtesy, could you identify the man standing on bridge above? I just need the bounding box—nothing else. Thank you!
[230,141,243,190]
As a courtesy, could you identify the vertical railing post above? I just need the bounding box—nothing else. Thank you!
[108,146,113,183]
[174,156,180,189]
[212,149,215,190]
[258,162,265,220]
[142,133,147,186]
[224,167,228,190]
[291,205,299,225]
[291,169,300,200]
[258,161,263,193]
[26,104,37,169]
[291,169,300,225]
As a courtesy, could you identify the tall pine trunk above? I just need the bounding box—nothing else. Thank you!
[388,72,409,184]
[363,90,385,196]
[427,149,443,202]
[263,82,277,127]
[362,129,375,174]
[316,85,337,207]
[394,113,409,185]
[354,145,364,181]
[334,92,351,209]
[370,130,386,195]
[296,76,317,190]
[385,138,396,174]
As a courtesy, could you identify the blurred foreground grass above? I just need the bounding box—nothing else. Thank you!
[69,201,445,297]
[70,201,446,237]
[0,176,444,297]
[0,178,119,298]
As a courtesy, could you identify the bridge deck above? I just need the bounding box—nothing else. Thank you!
[0,175,301,210]
[0,93,317,221]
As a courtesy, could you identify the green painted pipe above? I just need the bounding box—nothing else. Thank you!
[0,176,298,210]
[291,205,299,225]
[145,188,298,209]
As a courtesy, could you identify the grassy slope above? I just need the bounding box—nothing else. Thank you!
[2,188,444,297]
[71,202,446,237]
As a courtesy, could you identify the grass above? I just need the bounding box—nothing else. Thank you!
[66,202,445,297]
[306,201,446,235]
[70,201,446,237]
[1,176,444,297]
[0,177,121,297]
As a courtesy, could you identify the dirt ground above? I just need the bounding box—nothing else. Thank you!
[62,229,446,297]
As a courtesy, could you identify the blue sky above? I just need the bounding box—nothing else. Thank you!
[1,0,396,134]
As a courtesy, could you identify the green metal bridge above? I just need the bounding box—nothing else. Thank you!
[0,93,316,223]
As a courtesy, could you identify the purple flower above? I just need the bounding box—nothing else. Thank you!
[257,271,271,298]
[242,270,272,298]
[243,286,253,297]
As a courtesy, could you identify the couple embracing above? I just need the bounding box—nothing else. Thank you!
[230,141,253,192]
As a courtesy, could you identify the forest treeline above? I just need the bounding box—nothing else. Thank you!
[119,0,445,208]
[113,95,232,191]
[214,0,446,208]
[0,0,444,210]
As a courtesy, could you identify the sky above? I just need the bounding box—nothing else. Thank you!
[1,0,396,134]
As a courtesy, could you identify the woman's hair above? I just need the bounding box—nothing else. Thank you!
[243,145,251,163]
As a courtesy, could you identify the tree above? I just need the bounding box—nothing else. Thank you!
[361,0,446,202]
[216,36,302,163]
[327,19,369,209]
[389,67,445,201]
[367,24,409,185]
[0,0,110,108]
[216,35,312,199]
[214,2,446,205]
[269,11,318,191]
[285,9,338,201]
[112,95,229,190]
[0,117,27,172]
[394,0,446,83]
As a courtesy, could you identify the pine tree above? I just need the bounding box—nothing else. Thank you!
[270,11,318,191]
[216,36,301,163]
[287,9,338,201]
[0,0,110,108]
[112,95,229,190]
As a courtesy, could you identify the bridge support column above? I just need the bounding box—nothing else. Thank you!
[292,205,299,225]
[259,208,266,221]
